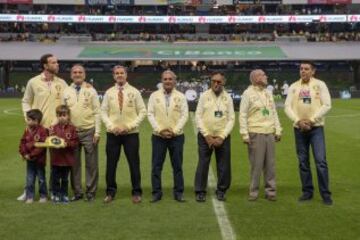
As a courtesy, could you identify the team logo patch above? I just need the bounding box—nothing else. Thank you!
[174,97,181,104]
[127,92,135,99]
[55,84,62,99]
[34,134,40,142]
[66,133,72,139]
[83,91,91,98]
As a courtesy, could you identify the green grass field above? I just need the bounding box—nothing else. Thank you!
[0,98,359,240]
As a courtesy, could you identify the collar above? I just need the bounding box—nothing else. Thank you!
[41,72,55,82]
[162,87,175,96]
[116,82,128,90]
[27,125,40,133]
[210,88,224,98]
[251,85,266,92]
[300,77,314,85]
[71,82,85,89]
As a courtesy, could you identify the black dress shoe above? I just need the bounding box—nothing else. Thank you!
[196,193,206,202]
[71,194,84,202]
[216,192,226,201]
[298,194,313,202]
[85,194,95,202]
[323,197,333,205]
[175,196,186,203]
[150,195,162,203]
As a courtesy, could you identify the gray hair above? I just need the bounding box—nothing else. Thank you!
[161,70,177,80]
[71,64,85,72]
[112,65,127,74]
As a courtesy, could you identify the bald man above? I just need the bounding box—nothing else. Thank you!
[239,69,282,201]
[63,64,101,201]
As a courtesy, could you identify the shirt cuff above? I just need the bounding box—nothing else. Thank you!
[241,133,249,142]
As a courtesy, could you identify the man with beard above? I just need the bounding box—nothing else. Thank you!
[20,54,68,201]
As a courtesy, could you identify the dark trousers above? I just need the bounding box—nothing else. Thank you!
[52,166,71,197]
[151,134,185,198]
[294,127,331,199]
[194,133,231,194]
[105,132,142,197]
[25,161,47,199]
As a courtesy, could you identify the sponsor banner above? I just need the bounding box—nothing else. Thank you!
[79,46,288,60]
[283,0,307,3]
[85,0,132,5]
[134,0,167,5]
[6,0,33,3]
[308,0,352,3]
[169,16,195,23]
[348,15,360,22]
[171,0,234,5]
[217,0,235,5]
[0,14,354,23]
[313,15,347,22]
[33,0,84,4]
[284,0,352,3]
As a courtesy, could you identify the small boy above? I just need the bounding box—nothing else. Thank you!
[49,105,78,203]
[19,109,48,204]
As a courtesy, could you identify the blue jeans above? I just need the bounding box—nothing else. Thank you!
[151,134,185,198]
[52,166,71,198]
[294,127,331,199]
[25,161,47,199]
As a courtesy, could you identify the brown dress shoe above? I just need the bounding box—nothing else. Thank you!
[248,195,258,201]
[265,195,277,201]
[103,195,113,204]
[132,195,142,204]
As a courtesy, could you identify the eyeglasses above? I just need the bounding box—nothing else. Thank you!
[163,78,173,80]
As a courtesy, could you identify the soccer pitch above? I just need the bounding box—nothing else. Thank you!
[0,98,359,240]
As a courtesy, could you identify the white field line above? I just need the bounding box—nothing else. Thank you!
[190,113,236,240]
[3,108,22,116]
[327,113,360,118]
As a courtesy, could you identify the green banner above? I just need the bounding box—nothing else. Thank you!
[78,44,287,60]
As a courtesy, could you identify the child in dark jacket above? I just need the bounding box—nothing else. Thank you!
[19,109,48,204]
[49,105,78,203]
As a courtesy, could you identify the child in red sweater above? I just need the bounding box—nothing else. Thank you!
[19,109,48,204]
[49,105,78,203]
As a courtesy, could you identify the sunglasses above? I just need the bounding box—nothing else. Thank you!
[163,78,173,80]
